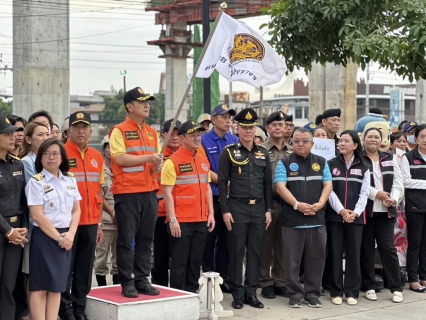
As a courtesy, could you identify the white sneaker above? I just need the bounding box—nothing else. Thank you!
[346,297,358,305]
[392,291,403,303]
[331,297,342,305]
[365,290,377,301]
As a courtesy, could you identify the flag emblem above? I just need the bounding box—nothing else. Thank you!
[229,34,265,63]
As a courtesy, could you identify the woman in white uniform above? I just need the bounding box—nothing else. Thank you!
[25,139,81,320]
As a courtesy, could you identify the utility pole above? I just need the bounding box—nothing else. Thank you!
[202,0,211,113]
[0,54,13,72]
[365,63,370,116]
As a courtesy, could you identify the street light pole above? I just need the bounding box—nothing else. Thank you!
[120,70,127,92]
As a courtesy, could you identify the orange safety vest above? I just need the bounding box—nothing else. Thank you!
[110,118,159,194]
[166,147,210,223]
[158,147,174,217]
[65,141,104,226]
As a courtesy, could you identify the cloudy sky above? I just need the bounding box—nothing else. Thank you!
[0,0,411,98]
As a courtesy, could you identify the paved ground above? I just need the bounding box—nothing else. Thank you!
[95,274,426,320]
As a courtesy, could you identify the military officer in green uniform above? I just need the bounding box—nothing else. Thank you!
[218,108,273,310]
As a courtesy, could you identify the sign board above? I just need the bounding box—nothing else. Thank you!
[311,138,336,160]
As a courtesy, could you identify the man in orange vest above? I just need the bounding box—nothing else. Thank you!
[151,118,181,287]
[109,87,163,298]
[60,111,104,320]
[162,120,215,292]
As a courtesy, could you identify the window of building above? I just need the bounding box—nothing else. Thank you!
[295,106,303,119]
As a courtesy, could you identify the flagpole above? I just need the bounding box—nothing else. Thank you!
[160,2,228,155]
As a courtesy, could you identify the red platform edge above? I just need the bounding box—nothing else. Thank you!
[88,285,195,305]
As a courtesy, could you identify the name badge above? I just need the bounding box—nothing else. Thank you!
[178,163,193,173]
[350,169,362,176]
[69,158,77,168]
[124,131,139,140]
[382,161,394,167]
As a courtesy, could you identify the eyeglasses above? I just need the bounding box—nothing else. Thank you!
[285,124,295,128]
[42,151,61,158]
[293,139,312,145]
[269,123,285,128]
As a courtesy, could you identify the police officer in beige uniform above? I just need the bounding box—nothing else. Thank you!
[259,111,293,299]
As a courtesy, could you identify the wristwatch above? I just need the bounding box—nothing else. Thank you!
[57,236,64,243]
[170,217,177,223]
[293,201,299,210]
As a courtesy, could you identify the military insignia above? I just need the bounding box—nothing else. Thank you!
[229,33,265,64]
[147,132,154,140]
[76,113,84,119]
[222,105,229,110]
[312,163,321,171]
[245,112,253,120]
[289,163,299,171]
[9,154,21,161]
[67,185,76,190]
[49,203,54,207]
[254,152,264,156]
[138,88,144,94]
[279,112,284,119]
[12,171,22,176]
[32,173,45,181]
[238,167,241,174]
[5,118,10,124]
[202,163,209,172]
[66,172,75,177]
[192,121,196,125]
[44,185,54,194]
[91,159,98,168]
[410,121,416,126]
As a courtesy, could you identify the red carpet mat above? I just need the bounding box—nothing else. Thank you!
[89,286,190,304]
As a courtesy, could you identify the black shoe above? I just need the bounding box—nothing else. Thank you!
[61,315,76,320]
[112,274,119,285]
[261,285,275,299]
[244,296,264,308]
[288,298,302,308]
[121,286,139,298]
[220,279,231,293]
[74,314,89,320]
[273,285,287,297]
[136,283,160,295]
[96,274,107,287]
[303,297,322,308]
[231,297,244,309]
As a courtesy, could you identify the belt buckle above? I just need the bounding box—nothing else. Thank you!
[249,199,256,205]
[10,216,17,223]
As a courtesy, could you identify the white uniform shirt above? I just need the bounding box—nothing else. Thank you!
[25,169,82,228]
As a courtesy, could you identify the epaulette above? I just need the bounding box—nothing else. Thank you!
[10,154,21,161]
[257,144,267,149]
[32,173,44,181]
[224,143,237,149]
[66,172,75,177]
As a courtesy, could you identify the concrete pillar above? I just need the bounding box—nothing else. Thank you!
[164,22,188,122]
[343,60,358,130]
[13,0,70,125]
[416,79,426,124]
[308,63,326,121]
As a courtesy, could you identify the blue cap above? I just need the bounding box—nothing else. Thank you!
[303,122,317,132]
[211,104,236,117]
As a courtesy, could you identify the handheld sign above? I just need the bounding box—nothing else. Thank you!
[311,138,336,160]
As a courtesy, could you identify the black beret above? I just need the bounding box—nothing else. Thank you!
[285,114,293,122]
[266,111,285,125]
[234,108,257,127]
[315,114,323,125]
[322,108,341,119]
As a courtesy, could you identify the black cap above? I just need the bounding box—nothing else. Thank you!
[211,104,236,117]
[315,114,323,125]
[123,87,155,105]
[0,116,23,133]
[178,120,206,135]
[69,111,91,126]
[370,107,383,115]
[234,108,257,127]
[322,108,341,119]
[285,114,293,122]
[162,118,181,133]
[266,111,285,125]
[403,121,418,133]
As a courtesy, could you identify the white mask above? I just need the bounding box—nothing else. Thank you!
[407,135,416,145]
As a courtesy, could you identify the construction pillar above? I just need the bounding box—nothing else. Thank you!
[13,0,70,124]
[416,79,426,124]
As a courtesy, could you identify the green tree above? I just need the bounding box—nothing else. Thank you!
[264,0,426,82]
[146,92,165,126]
[0,100,12,117]
[101,89,125,121]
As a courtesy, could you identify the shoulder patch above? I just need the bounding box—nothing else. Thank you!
[10,154,21,161]
[66,172,75,177]
[32,173,45,181]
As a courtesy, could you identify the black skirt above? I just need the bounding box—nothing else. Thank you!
[30,226,71,292]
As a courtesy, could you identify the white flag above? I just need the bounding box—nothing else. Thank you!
[195,13,287,88]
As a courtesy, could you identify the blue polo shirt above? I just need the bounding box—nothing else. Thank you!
[201,129,238,196]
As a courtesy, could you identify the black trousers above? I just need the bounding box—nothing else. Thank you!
[115,192,157,288]
[361,212,402,293]
[60,224,97,317]
[169,222,207,293]
[0,219,23,320]
[227,199,265,298]
[283,226,327,300]
[152,216,169,286]
[202,196,228,277]
[13,254,29,319]
[327,222,363,298]
[405,211,426,283]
